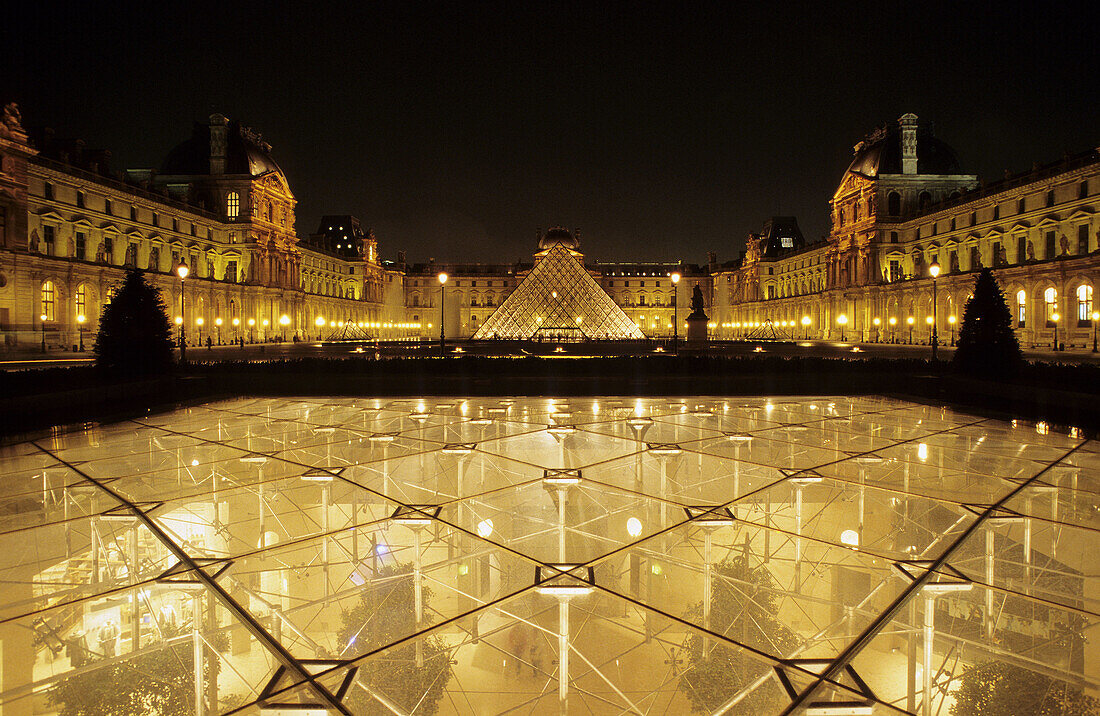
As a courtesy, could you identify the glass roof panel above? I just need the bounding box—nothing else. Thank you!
[0,395,1091,715]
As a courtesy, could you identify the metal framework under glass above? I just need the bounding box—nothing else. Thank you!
[0,396,1095,715]
[473,245,645,340]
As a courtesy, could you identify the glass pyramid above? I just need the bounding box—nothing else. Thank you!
[473,244,645,339]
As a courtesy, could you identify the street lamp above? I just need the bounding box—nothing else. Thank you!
[214,317,222,345]
[315,315,325,341]
[1051,312,1060,351]
[929,260,941,360]
[907,316,915,344]
[889,316,897,343]
[176,261,189,362]
[948,315,957,346]
[247,317,255,343]
[670,272,681,349]
[76,314,86,352]
[40,313,47,353]
[232,317,240,346]
[1092,311,1099,352]
[279,314,290,341]
[437,272,448,355]
[837,313,848,342]
[872,317,881,343]
[196,316,204,347]
[801,315,811,340]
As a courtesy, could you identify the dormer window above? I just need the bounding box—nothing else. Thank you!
[227,192,240,218]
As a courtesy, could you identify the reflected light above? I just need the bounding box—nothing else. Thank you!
[840,529,860,547]
[917,443,928,460]
[626,517,643,537]
[476,519,494,537]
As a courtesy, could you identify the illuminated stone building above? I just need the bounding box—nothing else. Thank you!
[1,105,1095,349]
[0,106,396,349]
[712,114,1099,348]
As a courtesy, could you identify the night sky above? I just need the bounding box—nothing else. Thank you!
[5,2,1098,265]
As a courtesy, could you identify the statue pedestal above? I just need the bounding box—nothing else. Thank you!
[686,316,709,345]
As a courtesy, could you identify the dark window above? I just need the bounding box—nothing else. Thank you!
[103,236,113,260]
[225,261,237,282]
[104,199,111,215]
[151,212,158,227]
[950,218,956,231]
[172,218,178,232]
[890,231,899,243]
[1018,198,1026,214]
[993,205,1000,219]
[970,212,976,226]
[76,191,84,208]
[76,232,86,260]
[130,206,137,221]
[888,192,901,216]
[931,223,937,236]
[1045,231,1056,258]
[918,191,931,211]
[1081,181,1089,200]
[1017,236,1027,263]
[992,241,1001,267]
[1046,190,1055,207]
[970,246,981,269]
[1079,224,1090,254]
[44,182,53,200]
[43,224,55,253]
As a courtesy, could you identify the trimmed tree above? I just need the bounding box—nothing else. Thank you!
[951,268,1023,376]
[951,661,1099,715]
[678,555,799,714]
[93,269,175,374]
[336,562,452,715]
[47,624,222,716]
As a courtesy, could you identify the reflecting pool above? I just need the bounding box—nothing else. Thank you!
[0,397,1095,714]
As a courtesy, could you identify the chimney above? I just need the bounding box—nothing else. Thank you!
[209,114,229,174]
[899,113,918,175]
[707,251,717,272]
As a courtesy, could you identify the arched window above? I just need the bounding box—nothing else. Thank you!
[75,284,87,319]
[1016,290,1026,327]
[41,281,56,321]
[888,192,901,216]
[1044,287,1057,327]
[918,191,931,211]
[227,191,240,219]
[1078,285,1093,325]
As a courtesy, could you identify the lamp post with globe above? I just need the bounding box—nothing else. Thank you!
[76,314,86,352]
[929,259,941,360]
[907,316,915,344]
[837,313,848,342]
[437,272,448,355]
[670,271,681,349]
[948,315,957,346]
[279,314,290,342]
[1051,312,1060,351]
[176,261,189,362]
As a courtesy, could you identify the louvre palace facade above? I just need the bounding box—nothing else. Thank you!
[0,104,1096,349]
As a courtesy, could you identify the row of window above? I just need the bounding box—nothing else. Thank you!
[1016,286,1094,327]
[43,181,219,240]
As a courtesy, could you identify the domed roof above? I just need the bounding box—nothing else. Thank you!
[538,226,580,251]
[845,118,963,179]
[160,117,284,178]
